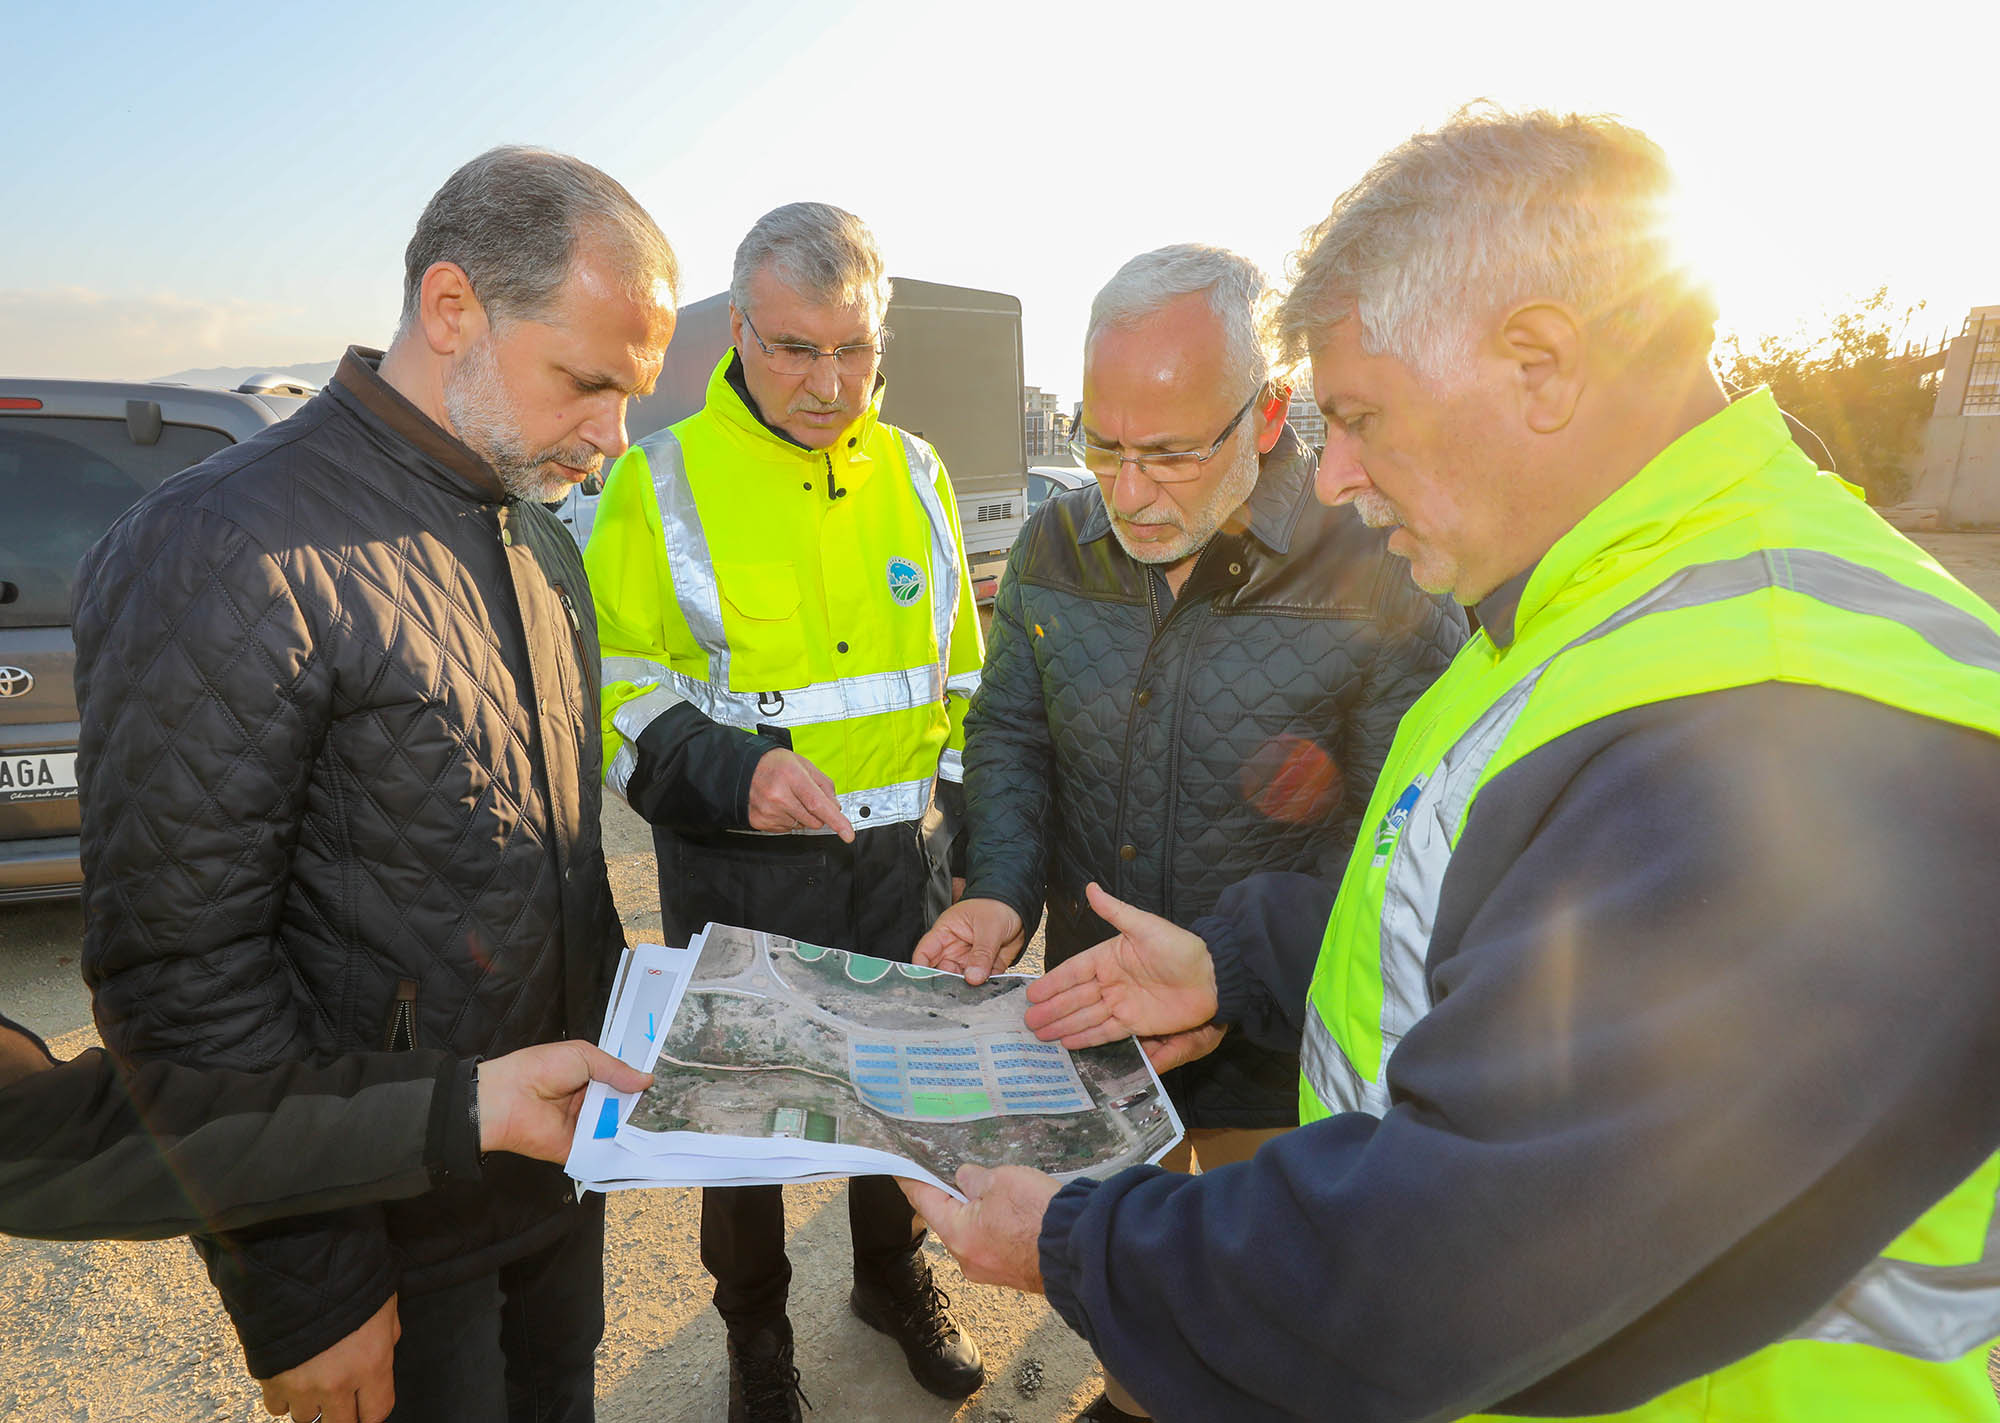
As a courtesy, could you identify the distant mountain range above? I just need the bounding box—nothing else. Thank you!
[152,359,340,390]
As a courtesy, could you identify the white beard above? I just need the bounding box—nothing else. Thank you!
[1102,437,1262,566]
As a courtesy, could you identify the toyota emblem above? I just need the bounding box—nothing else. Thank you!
[0,666,33,698]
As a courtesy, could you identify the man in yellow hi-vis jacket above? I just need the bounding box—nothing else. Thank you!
[585,203,984,1421]
[903,112,2000,1423]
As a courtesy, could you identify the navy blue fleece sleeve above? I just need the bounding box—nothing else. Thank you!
[1039,686,2000,1422]
[1192,871,1333,1054]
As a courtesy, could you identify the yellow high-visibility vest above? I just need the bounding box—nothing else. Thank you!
[1304,391,2000,1420]
[586,352,982,830]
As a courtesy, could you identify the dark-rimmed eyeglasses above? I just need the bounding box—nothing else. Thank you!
[1069,385,1264,484]
[741,310,884,378]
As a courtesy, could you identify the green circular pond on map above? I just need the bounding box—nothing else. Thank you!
[785,940,947,982]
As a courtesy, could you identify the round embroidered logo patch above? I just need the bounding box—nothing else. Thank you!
[886,556,925,606]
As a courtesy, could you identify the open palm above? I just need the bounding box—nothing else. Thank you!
[1023,882,1219,1049]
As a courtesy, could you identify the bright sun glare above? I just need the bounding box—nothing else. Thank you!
[1669,174,1899,351]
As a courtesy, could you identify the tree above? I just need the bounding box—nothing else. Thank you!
[1714,287,1938,505]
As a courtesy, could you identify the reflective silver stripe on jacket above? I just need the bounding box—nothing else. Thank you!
[900,432,960,673]
[605,742,640,802]
[938,747,964,783]
[646,661,945,731]
[1791,1202,2000,1360]
[608,680,688,743]
[644,433,731,690]
[731,774,935,836]
[946,669,982,699]
[600,668,690,800]
[1303,547,2000,1358]
[641,428,960,733]
[837,775,931,829]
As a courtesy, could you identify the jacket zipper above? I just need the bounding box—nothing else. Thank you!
[1156,548,1212,922]
[552,582,596,713]
[1115,546,1209,915]
[384,978,418,1052]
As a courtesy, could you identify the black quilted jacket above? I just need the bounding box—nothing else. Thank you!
[72,349,624,1376]
[961,427,1467,1126]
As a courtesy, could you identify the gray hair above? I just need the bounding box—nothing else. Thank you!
[1087,245,1273,391]
[729,202,891,323]
[399,146,679,331]
[1276,106,1715,381]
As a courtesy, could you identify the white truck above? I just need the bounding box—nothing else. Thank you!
[556,276,1029,590]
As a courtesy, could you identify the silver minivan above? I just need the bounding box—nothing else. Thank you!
[0,376,310,900]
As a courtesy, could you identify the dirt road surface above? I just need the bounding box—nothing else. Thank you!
[5,531,1999,1421]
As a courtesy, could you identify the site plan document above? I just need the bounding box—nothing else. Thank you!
[565,924,1183,1201]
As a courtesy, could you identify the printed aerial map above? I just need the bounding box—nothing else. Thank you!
[624,924,1180,1183]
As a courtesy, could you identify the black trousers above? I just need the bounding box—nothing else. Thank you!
[660,801,952,1333]
[655,804,954,958]
[701,1175,924,1329]
[387,1195,606,1423]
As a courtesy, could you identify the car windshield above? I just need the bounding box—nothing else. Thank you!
[0,417,231,627]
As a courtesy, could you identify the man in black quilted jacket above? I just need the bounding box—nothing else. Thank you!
[914,245,1466,1421]
[72,147,677,1423]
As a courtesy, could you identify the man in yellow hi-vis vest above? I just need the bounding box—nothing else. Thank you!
[585,203,984,1421]
[901,111,2000,1423]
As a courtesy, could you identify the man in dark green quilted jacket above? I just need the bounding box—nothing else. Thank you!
[915,244,1465,1421]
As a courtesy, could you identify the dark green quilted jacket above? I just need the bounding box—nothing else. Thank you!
[962,426,1467,1126]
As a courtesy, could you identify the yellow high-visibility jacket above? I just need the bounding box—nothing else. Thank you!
[585,351,983,949]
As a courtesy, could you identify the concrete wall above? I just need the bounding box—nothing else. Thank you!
[1913,415,2000,526]
[1906,308,2000,527]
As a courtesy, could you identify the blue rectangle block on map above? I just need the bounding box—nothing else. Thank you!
[593,1097,621,1139]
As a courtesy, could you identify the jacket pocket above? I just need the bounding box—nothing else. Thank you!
[715,561,807,689]
[382,977,419,1052]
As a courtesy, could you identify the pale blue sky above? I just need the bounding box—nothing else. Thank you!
[3,0,1994,399]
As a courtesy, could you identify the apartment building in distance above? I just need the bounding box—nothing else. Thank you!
[1023,385,1068,459]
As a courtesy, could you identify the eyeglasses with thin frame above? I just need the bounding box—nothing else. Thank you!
[741,310,885,378]
[1069,385,1265,484]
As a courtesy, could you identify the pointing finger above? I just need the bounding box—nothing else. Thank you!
[800,780,856,843]
[785,773,854,844]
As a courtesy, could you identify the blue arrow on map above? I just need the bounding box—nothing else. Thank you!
[646,1012,657,1043]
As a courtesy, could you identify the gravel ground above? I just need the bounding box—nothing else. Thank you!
[5,531,1999,1420]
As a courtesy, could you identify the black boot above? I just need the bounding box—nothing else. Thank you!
[726,1317,810,1423]
[849,1251,984,1399]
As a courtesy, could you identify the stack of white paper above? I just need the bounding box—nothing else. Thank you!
[565,924,1183,1201]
